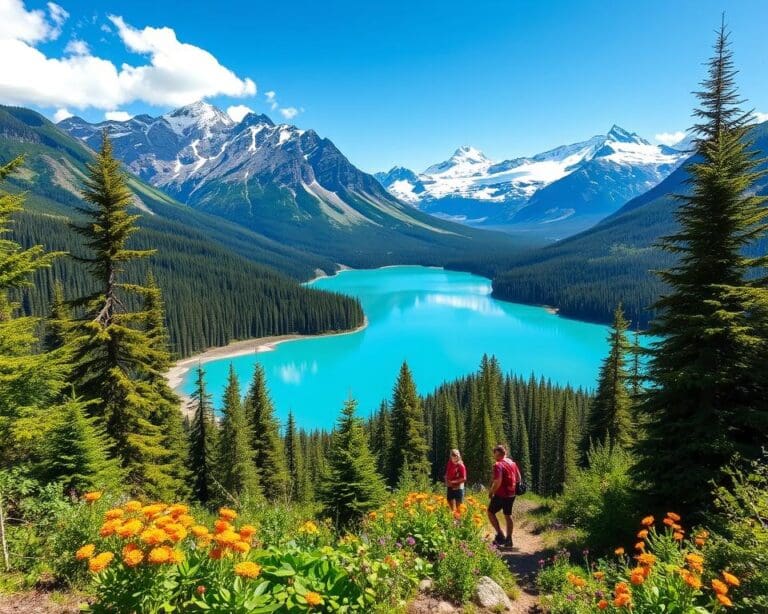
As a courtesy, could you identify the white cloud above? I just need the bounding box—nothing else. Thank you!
[226,104,253,122]
[265,90,277,110]
[53,107,72,122]
[754,111,768,124]
[100,22,111,33]
[0,1,257,111]
[279,106,299,120]
[104,110,132,121]
[64,38,89,55]
[0,0,57,43]
[655,131,686,146]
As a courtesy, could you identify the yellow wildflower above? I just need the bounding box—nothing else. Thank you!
[84,491,102,503]
[88,552,114,573]
[234,561,261,578]
[305,592,323,607]
[75,544,95,560]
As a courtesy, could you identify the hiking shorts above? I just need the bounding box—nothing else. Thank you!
[488,495,515,516]
[446,488,465,503]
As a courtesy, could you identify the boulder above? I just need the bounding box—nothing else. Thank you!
[475,576,512,610]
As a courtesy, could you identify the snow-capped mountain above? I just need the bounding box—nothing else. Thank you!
[376,126,688,230]
[58,102,459,238]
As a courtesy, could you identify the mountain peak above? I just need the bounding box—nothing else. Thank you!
[452,145,488,162]
[606,125,646,145]
[163,100,233,135]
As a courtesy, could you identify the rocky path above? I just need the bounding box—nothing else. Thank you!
[501,498,548,613]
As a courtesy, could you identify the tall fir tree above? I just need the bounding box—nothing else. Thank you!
[370,401,392,479]
[0,156,64,466]
[244,364,289,501]
[586,304,633,451]
[217,366,261,503]
[637,23,768,514]
[189,365,218,504]
[388,362,429,486]
[141,272,190,498]
[67,132,181,497]
[318,399,386,526]
[556,391,579,491]
[284,411,309,503]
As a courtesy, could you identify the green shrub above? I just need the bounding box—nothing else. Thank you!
[706,456,768,613]
[555,443,636,551]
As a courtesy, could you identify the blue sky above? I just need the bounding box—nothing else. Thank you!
[2,0,768,172]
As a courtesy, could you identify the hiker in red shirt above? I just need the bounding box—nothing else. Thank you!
[444,449,467,511]
[487,443,522,547]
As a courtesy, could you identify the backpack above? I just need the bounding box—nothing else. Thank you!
[503,458,527,496]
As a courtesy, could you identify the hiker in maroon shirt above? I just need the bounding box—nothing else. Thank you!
[487,443,522,547]
[444,448,467,511]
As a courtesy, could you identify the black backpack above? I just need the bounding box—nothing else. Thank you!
[507,459,527,496]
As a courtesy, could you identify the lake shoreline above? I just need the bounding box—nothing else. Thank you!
[165,318,369,402]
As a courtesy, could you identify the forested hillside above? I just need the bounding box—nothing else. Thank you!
[0,106,363,356]
[491,120,768,327]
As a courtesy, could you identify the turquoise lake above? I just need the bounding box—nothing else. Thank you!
[180,266,611,429]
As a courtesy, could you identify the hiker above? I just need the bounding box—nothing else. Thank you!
[487,443,522,547]
[444,448,467,510]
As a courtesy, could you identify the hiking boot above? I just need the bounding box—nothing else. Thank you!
[504,536,514,548]
[492,533,505,546]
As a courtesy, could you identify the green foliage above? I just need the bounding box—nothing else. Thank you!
[388,362,430,487]
[284,411,310,504]
[555,443,636,552]
[217,366,261,503]
[586,304,633,451]
[245,365,289,502]
[637,24,768,515]
[189,366,218,504]
[706,455,768,612]
[318,399,386,527]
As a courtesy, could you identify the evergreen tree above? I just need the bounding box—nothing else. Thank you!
[388,362,429,486]
[638,23,768,514]
[284,411,308,502]
[67,133,179,496]
[318,399,386,527]
[557,392,579,491]
[586,304,633,450]
[505,379,532,484]
[217,366,261,503]
[0,156,63,466]
[189,365,218,504]
[142,273,190,498]
[38,393,122,493]
[244,364,289,501]
[465,378,496,487]
[370,401,392,479]
[43,281,71,352]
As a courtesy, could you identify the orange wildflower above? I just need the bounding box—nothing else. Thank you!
[305,592,323,607]
[663,517,675,527]
[104,508,124,520]
[117,519,143,539]
[209,547,224,560]
[722,572,740,587]
[711,579,728,595]
[218,507,237,521]
[178,514,195,527]
[597,600,609,610]
[613,593,632,607]
[170,550,184,564]
[640,515,655,527]
[593,571,605,580]
[232,540,251,554]
[124,500,142,512]
[191,525,210,538]
[75,544,95,560]
[140,527,167,546]
[84,491,102,503]
[630,567,646,585]
[681,570,701,590]
[637,553,656,566]
[88,552,114,573]
[141,504,165,519]
[214,519,232,534]
[615,582,630,595]
[234,561,261,578]
[147,546,173,564]
[99,519,121,538]
[666,512,681,522]
[673,531,685,541]
[368,511,378,520]
[716,594,733,607]
[634,541,646,551]
[637,529,648,539]
[239,524,257,539]
[122,546,144,567]
[614,547,625,556]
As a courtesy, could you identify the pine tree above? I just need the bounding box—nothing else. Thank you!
[586,304,633,450]
[142,273,190,498]
[38,393,122,493]
[318,399,386,526]
[638,23,768,514]
[388,362,429,486]
[217,366,261,503]
[284,411,308,502]
[189,365,218,503]
[505,379,532,484]
[0,156,64,466]
[244,364,289,501]
[67,132,180,496]
[370,401,392,479]
[43,281,71,352]
[557,392,579,491]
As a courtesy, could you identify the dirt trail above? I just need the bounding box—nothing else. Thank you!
[501,498,548,613]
